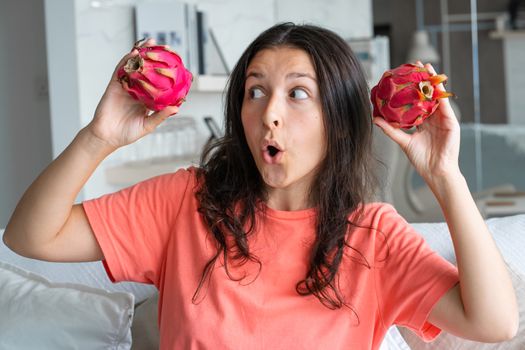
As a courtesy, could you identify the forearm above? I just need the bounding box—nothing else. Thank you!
[4,126,116,249]
[430,171,519,334]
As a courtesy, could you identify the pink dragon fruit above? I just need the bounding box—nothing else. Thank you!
[370,63,453,129]
[117,44,193,111]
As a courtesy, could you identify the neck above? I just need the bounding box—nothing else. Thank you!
[265,186,312,211]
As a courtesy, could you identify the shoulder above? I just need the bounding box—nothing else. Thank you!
[348,202,417,254]
[350,202,405,228]
[345,202,407,250]
[100,166,200,209]
[140,166,199,190]
[156,166,198,181]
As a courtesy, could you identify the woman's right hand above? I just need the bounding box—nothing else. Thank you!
[86,39,179,150]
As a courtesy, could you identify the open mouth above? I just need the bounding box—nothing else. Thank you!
[267,145,279,157]
[262,143,283,164]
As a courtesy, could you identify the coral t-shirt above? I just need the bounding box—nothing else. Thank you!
[82,167,459,350]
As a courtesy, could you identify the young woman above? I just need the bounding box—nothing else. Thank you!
[3,23,518,349]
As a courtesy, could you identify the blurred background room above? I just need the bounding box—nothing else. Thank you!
[1,0,525,227]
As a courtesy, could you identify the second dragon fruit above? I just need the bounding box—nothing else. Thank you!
[370,63,453,129]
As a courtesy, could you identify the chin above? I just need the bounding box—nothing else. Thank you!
[260,171,288,189]
[256,160,318,192]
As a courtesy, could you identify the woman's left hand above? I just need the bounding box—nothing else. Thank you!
[373,63,462,187]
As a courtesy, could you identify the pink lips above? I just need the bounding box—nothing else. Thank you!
[261,139,284,164]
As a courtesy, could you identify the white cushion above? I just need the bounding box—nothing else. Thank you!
[412,214,525,273]
[398,261,525,349]
[0,229,156,304]
[0,260,135,349]
[400,215,525,348]
[380,326,413,350]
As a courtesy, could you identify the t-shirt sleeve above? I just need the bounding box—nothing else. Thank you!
[372,204,459,342]
[82,167,194,287]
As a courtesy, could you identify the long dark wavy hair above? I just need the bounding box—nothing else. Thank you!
[195,22,378,312]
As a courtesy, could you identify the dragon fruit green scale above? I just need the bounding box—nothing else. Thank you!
[117,45,193,111]
[370,63,453,129]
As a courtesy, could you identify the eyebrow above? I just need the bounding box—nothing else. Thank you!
[246,71,316,81]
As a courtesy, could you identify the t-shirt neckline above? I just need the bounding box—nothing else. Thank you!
[261,203,317,220]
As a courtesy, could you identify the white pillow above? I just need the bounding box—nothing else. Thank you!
[398,261,525,349]
[380,326,413,350]
[412,214,525,273]
[0,229,156,304]
[0,261,135,350]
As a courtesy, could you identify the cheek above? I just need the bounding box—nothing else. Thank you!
[241,113,257,152]
[303,114,325,141]
[310,117,327,161]
[291,115,326,158]
[240,104,250,132]
[241,102,256,129]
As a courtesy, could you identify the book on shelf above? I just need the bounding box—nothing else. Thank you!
[186,4,199,75]
[134,3,228,77]
[196,10,208,75]
[135,2,197,74]
[196,9,230,75]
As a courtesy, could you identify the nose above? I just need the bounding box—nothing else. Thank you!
[262,94,283,129]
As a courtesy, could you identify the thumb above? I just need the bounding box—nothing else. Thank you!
[425,63,454,114]
[373,117,411,150]
[144,106,179,132]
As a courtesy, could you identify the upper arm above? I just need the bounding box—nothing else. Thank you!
[427,283,472,338]
[46,204,104,262]
[428,283,515,343]
[6,204,104,263]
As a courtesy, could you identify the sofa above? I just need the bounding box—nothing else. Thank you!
[1,213,524,349]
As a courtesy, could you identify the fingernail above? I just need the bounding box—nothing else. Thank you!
[134,37,147,46]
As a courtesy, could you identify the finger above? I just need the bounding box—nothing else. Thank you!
[134,37,156,49]
[119,80,143,106]
[373,117,411,149]
[144,38,156,46]
[425,63,448,93]
[133,37,147,48]
[425,64,442,87]
[144,106,179,132]
[424,63,454,115]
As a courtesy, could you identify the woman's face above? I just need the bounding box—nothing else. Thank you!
[241,47,326,206]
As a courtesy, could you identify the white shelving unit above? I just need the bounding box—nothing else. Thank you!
[489,29,525,39]
[191,75,228,92]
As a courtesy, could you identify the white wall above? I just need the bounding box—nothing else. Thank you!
[45,0,83,161]
[275,0,372,39]
[13,0,372,211]
[0,0,53,228]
